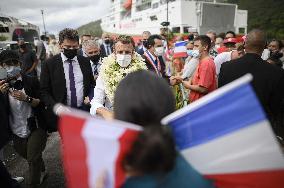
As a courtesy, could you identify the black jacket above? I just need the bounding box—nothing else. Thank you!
[100,43,113,58]
[0,92,10,149]
[40,54,95,131]
[142,54,169,81]
[219,53,284,137]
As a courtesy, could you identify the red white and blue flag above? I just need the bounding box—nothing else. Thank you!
[59,113,141,188]
[58,74,284,188]
[162,74,284,188]
[173,41,188,58]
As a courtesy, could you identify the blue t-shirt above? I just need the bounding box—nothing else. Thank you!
[123,155,214,188]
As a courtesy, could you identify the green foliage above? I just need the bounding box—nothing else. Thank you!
[0,35,8,41]
[228,0,284,39]
[77,20,103,37]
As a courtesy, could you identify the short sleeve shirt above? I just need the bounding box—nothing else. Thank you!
[19,50,37,72]
[189,57,217,102]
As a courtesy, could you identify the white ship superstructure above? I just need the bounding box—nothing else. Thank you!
[101,0,247,35]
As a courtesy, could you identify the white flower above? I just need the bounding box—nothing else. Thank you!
[100,52,147,104]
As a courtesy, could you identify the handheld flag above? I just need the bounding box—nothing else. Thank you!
[162,74,284,188]
[173,41,188,58]
[58,110,141,188]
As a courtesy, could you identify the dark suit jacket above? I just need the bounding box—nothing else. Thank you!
[218,53,284,137]
[0,92,10,149]
[136,47,145,56]
[100,43,113,58]
[142,54,169,81]
[40,54,95,131]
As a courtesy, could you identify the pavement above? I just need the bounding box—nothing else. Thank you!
[3,132,66,188]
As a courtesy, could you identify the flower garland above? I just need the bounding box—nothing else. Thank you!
[100,52,147,104]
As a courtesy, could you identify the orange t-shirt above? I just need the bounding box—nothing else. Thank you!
[189,57,217,102]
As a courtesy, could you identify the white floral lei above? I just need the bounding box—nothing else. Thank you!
[100,52,147,104]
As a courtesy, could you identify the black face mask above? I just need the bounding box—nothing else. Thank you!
[89,54,100,63]
[142,40,147,47]
[63,48,78,59]
[104,39,110,44]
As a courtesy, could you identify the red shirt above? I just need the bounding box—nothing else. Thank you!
[189,57,217,102]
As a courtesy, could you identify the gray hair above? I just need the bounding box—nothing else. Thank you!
[142,31,151,36]
[82,39,100,50]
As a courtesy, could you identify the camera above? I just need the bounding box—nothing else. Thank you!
[5,76,24,90]
[0,67,23,90]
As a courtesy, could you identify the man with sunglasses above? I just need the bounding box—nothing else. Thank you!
[40,28,95,131]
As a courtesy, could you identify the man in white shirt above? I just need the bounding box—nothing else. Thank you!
[214,44,245,76]
[90,35,147,119]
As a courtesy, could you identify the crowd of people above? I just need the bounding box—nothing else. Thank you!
[0,27,284,187]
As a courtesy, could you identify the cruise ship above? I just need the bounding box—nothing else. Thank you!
[0,13,40,42]
[101,0,248,35]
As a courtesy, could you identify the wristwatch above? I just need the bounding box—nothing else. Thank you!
[26,96,33,103]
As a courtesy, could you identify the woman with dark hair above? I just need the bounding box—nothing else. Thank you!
[113,70,214,188]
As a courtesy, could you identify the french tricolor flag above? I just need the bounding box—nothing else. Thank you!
[162,74,284,188]
[59,113,141,188]
[173,41,188,58]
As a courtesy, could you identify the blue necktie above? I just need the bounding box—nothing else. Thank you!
[154,59,158,67]
[106,45,111,55]
[68,59,77,108]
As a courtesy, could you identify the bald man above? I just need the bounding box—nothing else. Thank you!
[219,29,284,140]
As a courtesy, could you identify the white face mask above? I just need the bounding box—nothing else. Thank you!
[116,54,132,68]
[191,50,200,58]
[154,47,164,56]
[215,44,220,49]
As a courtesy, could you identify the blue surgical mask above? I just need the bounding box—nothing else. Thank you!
[191,50,200,58]
[6,66,21,77]
[187,50,194,56]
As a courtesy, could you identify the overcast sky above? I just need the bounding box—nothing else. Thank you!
[0,0,111,35]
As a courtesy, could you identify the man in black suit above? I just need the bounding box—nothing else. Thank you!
[100,33,113,58]
[219,29,284,140]
[142,34,168,80]
[40,28,95,131]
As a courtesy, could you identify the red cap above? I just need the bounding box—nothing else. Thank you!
[223,38,237,44]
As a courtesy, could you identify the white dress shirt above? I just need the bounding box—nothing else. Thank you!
[103,43,112,56]
[90,59,102,76]
[89,75,112,115]
[61,52,84,107]
[214,51,232,76]
[9,82,32,138]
